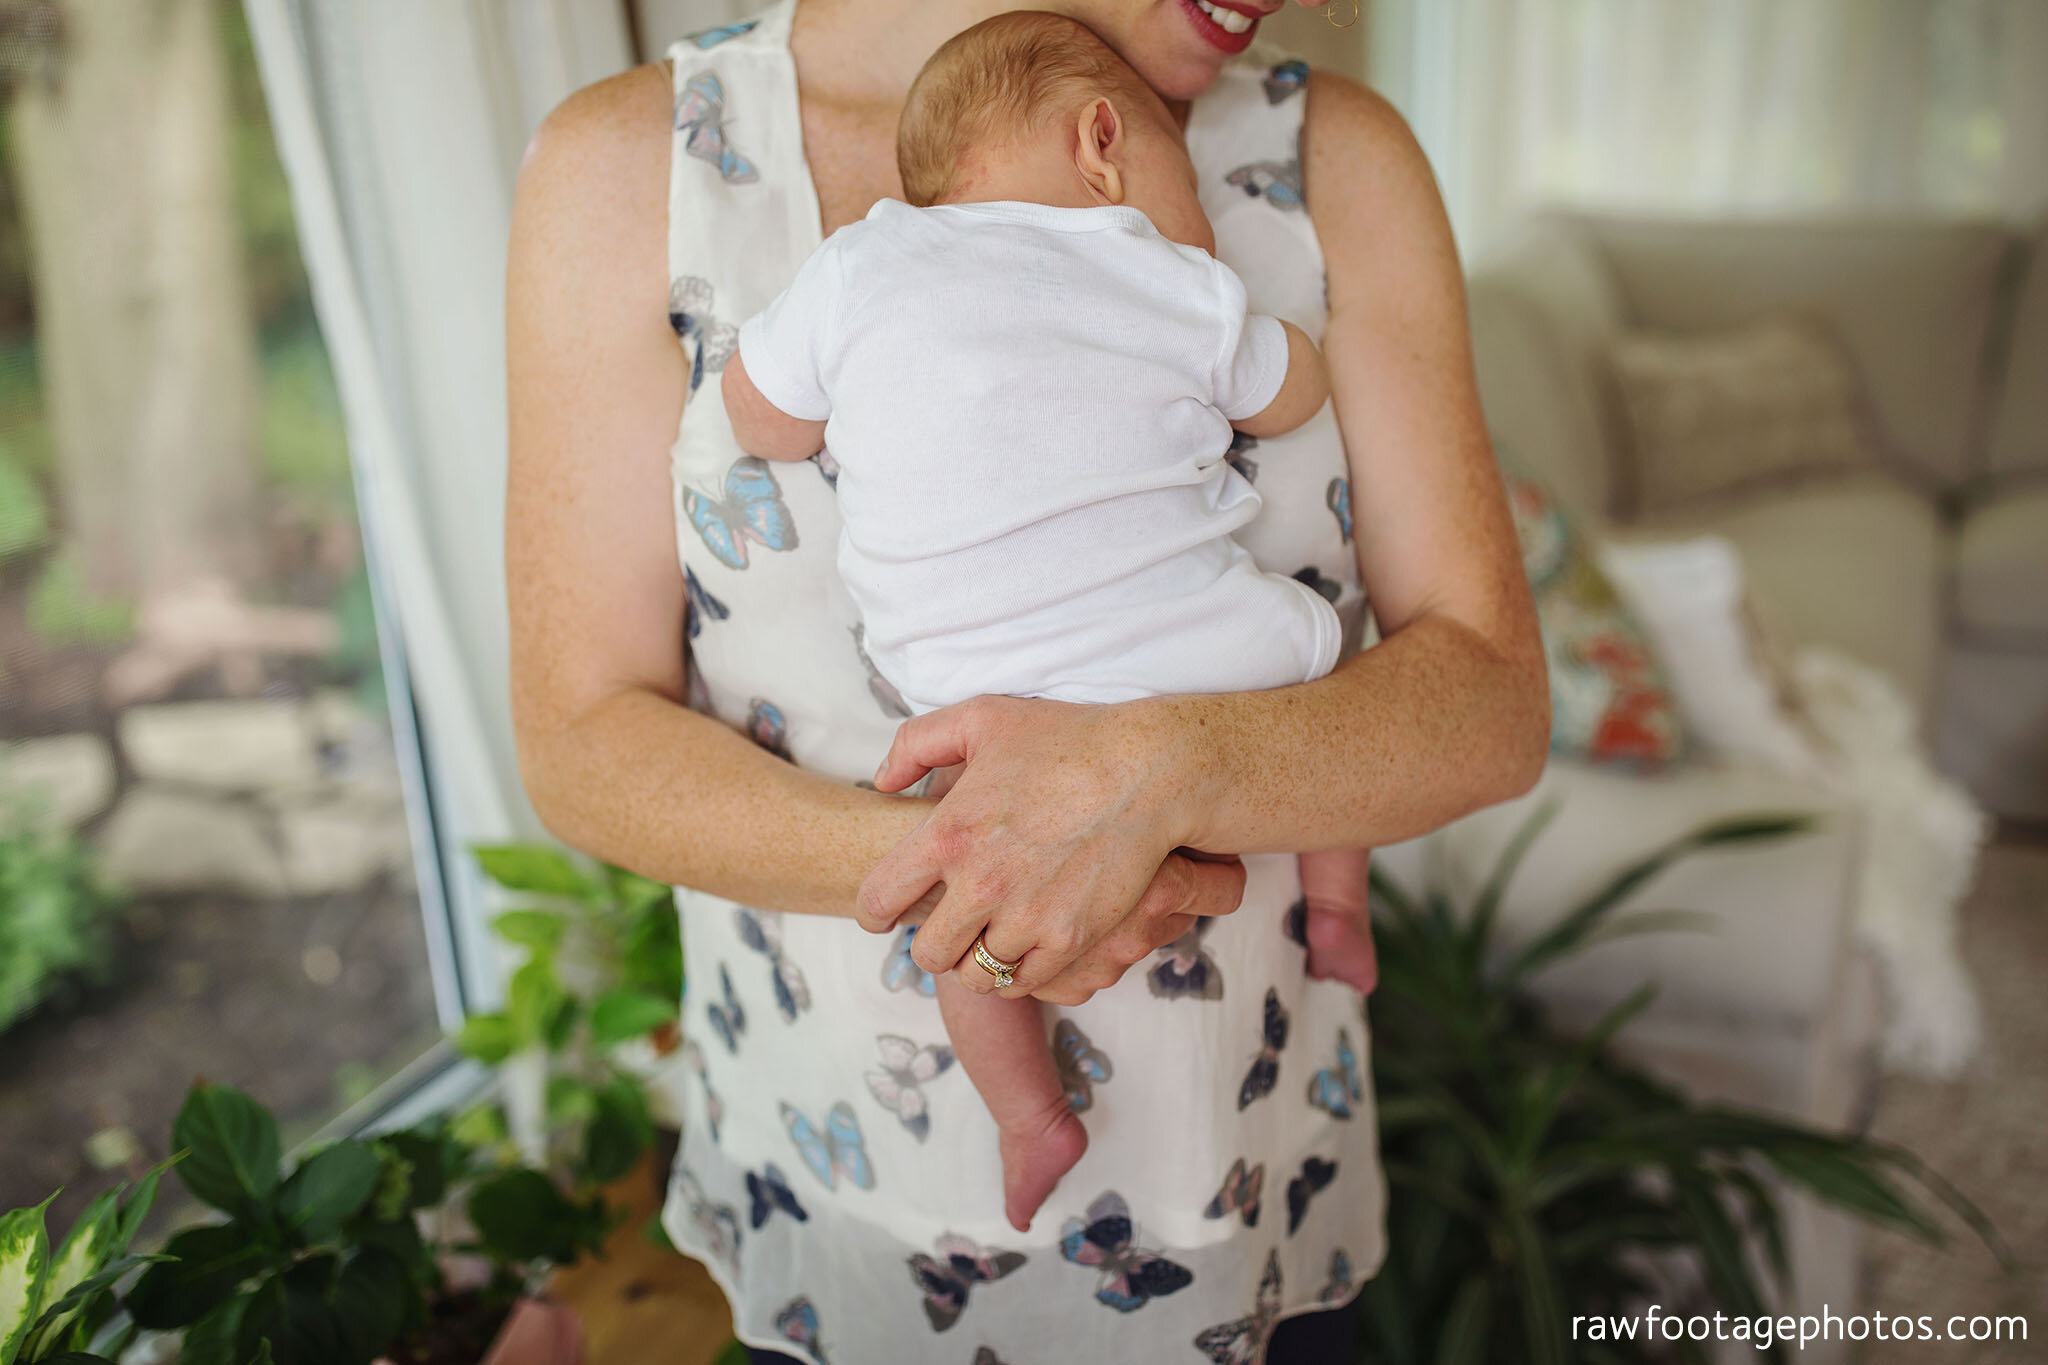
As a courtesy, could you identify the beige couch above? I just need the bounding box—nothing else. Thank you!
[1377,212,2047,1356]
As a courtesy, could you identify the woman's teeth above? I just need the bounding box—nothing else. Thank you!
[1194,0,1255,33]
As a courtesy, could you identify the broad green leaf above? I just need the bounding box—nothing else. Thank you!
[175,1298,249,1365]
[452,1013,516,1065]
[39,1188,119,1316]
[506,958,567,1052]
[114,1161,173,1249]
[490,910,567,951]
[0,1198,53,1365]
[125,1225,267,1330]
[471,845,596,900]
[468,1170,582,1267]
[585,1078,655,1185]
[172,1085,282,1214]
[588,987,678,1049]
[277,1141,381,1245]
[330,1249,414,1362]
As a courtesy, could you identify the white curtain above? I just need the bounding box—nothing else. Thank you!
[1371,0,2048,265]
[240,0,635,1009]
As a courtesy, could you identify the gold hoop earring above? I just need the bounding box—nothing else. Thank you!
[1325,0,1359,28]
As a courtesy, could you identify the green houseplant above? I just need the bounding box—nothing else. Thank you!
[0,800,124,1034]
[0,1165,170,1365]
[1359,803,2004,1365]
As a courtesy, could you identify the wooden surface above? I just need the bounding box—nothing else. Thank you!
[550,1156,735,1365]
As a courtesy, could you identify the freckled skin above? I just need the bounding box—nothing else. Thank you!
[504,0,1548,1004]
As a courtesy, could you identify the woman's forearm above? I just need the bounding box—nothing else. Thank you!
[1135,610,1549,856]
[519,685,930,918]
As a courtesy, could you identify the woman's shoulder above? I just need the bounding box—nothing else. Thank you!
[1299,68,1455,274]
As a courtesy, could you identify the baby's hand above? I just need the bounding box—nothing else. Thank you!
[1296,848,1376,995]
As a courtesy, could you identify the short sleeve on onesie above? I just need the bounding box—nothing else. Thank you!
[1209,257,1290,422]
[735,237,842,421]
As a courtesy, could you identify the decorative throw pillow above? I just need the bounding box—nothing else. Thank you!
[1502,463,1686,769]
[1605,314,1877,514]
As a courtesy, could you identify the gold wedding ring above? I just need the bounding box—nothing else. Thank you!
[971,934,1020,989]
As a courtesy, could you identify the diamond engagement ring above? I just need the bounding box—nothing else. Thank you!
[971,934,1020,989]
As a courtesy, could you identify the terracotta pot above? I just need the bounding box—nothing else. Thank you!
[481,1299,584,1365]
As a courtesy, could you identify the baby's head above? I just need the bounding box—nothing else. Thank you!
[898,11,1214,253]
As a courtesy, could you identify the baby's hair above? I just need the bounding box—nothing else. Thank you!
[897,11,1157,208]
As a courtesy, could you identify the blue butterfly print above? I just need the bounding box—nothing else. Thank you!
[774,1296,828,1362]
[780,1099,875,1191]
[866,1033,955,1142]
[687,19,758,47]
[852,626,911,718]
[672,1166,741,1272]
[736,906,811,1019]
[812,447,841,489]
[1263,58,1309,105]
[705,962,746,1054]
[1054,1019,1113,1112]
[685,456,798,570]
[881,925,936,997]
[1225,430,1259,484]
[1318,1249,1356,1306]
[1307,1026,1364,1120]
[1327,475,1353,542]
[1148,916,1222,1000]
[1225,158,1304,211]
[1286,1155,1338,1235]
[674,71,759,184]
[1202,1157,1264,1228]
[1283,896,1309,948]
[1293,565,1341,605]
[973,1351,1010,1365]
[746,1162,810,1228]
[1059,1191,1195,1313]
[1237,987,1290,1110]
[668,275,736,393]
[748,697,793,761]
[680,1041,723,1142]
[684,565,729,640]
[907,1234,1026,1331]
[1192,1249,1282,1365]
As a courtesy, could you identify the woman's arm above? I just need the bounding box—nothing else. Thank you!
[864,72,1548,996]
[506,66,923,916]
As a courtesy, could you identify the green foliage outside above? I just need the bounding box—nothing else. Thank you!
[1359,803,2006,1365]
[0,799,123,1032]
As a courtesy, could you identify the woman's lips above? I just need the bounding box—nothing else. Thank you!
[1176,0,1263,54]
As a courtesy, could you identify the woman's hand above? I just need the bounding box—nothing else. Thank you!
[855,695,1246,1003]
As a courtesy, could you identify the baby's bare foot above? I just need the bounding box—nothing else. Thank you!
[998,1095,1088,1233]
[1306,910,1378,995]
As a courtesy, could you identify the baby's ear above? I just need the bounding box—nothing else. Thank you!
[1073,96,1126,205]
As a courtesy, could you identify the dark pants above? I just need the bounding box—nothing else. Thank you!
[745,1300,1358,1363]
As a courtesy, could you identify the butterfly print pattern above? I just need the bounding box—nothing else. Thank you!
[1192,1249,1283,1365]
[1286,1156,1338,1235]
[685,456,798,570]
[668,275,738,393]
[1225,159,1304,211]
[812,447,841,488]
[746,1161,809,1228]
[865,1033,955,1141]
[774,1296,827,1362]
[1318,1249,1356,1306]
[780,1100,875,1191]
[1263,58,1309,104]
[972,1351,1009,1365]
[1237,987,1290,1110]
[1283,897,1309,949]
[907,1234,1027,1331]
[679,1042,723,1142]
[1225,430,1260,484]
[674,71,759,184]
[880,925,936,997]
[852,625,912,718]
[1202,1157,1265,1228]
[1053,1018,1113,1112]
[1327,476,1353,542]
[1148,916,1223,1000]
[1306,1027,1364,1120]
[683,564,729,640]
[672,1167,740,1273]
[1060,1191,1196,1313]
[747,697,793,761]
[705,962,746,1054]
[736,907,811,1020]
[687,19,757,47]
[1293,566,1341,605]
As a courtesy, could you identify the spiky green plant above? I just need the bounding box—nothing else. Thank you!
[1359,803,2004,1365]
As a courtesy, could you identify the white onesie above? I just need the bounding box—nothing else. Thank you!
[735,196,1341,712]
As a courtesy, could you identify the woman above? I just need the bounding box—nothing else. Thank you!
[505,0,1547,1358]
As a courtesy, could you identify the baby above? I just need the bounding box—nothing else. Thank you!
[722,11,1375,1232]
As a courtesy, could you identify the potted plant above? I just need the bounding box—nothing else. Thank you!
[1,1163,170,1365]
[1358,804,2006,1365]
